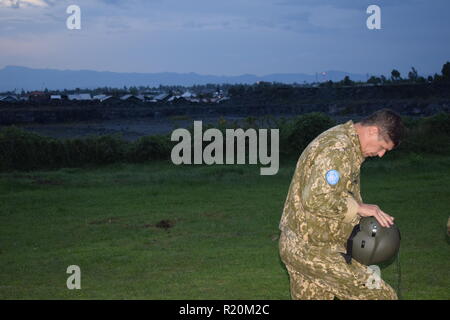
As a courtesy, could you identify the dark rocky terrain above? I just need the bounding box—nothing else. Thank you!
[1,82,449,140]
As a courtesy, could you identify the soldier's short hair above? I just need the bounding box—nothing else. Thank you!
[360,109,406,148]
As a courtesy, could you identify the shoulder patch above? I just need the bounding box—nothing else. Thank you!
[326,169,340,185]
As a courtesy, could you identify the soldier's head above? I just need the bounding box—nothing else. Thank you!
[355,109,406,158]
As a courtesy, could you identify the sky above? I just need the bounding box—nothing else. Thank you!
[0,0,449,77]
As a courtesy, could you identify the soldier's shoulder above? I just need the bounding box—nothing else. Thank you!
[314,124,353,151]
[299,122,354,166]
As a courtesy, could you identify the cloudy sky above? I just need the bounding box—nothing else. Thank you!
[0,0,449,77]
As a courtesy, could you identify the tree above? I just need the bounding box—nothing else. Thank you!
[367,76,381,85]
[342,76,354,86]
[416,76,426,83]
[228,85,246,98]
[408,67,418,82]
[129,86,138,95]
[319,80,334,88]
[391,69,401,81]
[442,61,450,81]
[433,73,443,82]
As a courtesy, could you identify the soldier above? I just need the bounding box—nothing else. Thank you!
[279,109,406,300]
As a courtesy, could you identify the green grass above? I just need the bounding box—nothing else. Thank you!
[0,154,449,299]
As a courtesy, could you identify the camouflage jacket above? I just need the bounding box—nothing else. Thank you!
[279,120,365,250]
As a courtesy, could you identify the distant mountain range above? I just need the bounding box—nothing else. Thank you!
[0,65,371,91]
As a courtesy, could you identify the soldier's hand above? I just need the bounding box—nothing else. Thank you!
[357,203,395,228]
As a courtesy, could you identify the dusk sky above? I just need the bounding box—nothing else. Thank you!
[1,0,449,78]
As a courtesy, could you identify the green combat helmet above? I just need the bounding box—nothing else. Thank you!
[341,217,401,265]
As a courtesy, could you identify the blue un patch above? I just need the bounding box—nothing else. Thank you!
[326,169,340,185]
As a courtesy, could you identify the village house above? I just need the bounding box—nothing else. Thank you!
[92,94,117,103]
[182,91,196,99]
[68,93,92,101]
[120,94,145,102]
[152,93,171,103]
[0,95,19,102]
[28,91,50,102]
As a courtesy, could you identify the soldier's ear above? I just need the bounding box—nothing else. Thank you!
[368,126,380,137]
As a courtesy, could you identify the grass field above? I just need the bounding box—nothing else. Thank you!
[0,153,449,300]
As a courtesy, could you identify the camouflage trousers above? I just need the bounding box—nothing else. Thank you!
[279,228,398,300]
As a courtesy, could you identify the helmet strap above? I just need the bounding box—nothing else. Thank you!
[341,223,361,264]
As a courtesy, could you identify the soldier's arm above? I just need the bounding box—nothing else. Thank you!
[300,146,359,222]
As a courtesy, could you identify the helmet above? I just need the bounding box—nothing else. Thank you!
[343,217,401,266]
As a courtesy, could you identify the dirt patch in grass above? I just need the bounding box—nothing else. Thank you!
[155,219,176,230]
[87,217,177,231]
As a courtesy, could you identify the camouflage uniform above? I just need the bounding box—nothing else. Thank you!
[279,120,397,300]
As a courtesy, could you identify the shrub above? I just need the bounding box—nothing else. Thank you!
[0,112,448,172]
[0,126,58,170]
[287,112,336,155]
[65,134,128,165]
[400,112,450,154]
[130,134,173,162]
[0,127,129,171]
